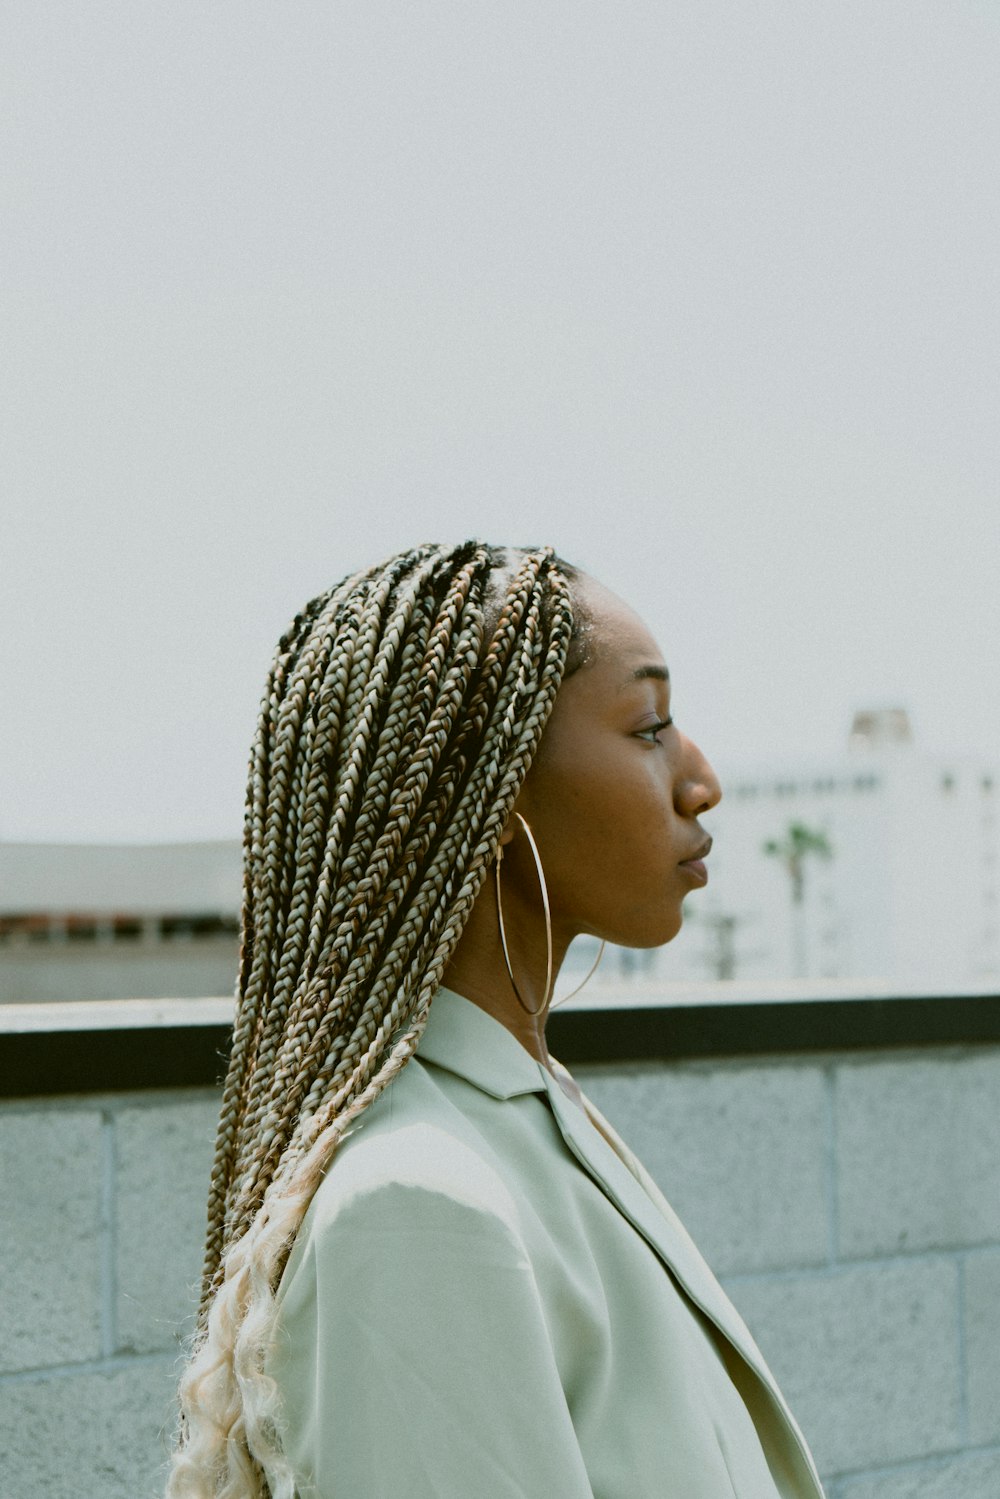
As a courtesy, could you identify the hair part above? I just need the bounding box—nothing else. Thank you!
[167,540,584,1498]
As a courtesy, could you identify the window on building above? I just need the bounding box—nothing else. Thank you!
[159,913,240,940]
[66,918,99,942]
[112,916,143,940]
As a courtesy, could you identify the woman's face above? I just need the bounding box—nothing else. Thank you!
[511,574,722,949]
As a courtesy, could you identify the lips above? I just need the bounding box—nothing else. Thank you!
[680,835,713,866]
[678,835,712,887]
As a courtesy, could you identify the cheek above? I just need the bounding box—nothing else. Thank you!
[525,730,677,877]
[562,761,674,865]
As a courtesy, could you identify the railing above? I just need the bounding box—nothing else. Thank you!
[2,979,998,1095]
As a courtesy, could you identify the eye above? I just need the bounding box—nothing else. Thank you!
[636,717,673,745]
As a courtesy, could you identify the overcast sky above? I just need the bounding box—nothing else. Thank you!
[3,1,998,844]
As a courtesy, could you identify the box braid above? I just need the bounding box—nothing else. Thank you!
[167,541,584,1498]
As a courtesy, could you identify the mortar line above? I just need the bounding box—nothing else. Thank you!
[956,1254,969,1445]
[722,1245,966,1285]
[828,1438,1000,1484]
[824,1062,839,1266]
[99,1110,118,1359]
[0,1350,176,1386]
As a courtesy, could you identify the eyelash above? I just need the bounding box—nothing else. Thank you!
[637,717,673,745]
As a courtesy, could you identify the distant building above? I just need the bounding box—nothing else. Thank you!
[660,709,999,986]
[5,712,997,1002]
[0,841,241,1002]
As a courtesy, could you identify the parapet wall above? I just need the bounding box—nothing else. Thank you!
[2,988,998,1498]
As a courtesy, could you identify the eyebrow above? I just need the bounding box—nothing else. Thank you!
[624,664,670,686]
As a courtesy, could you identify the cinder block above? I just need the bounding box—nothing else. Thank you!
[116,1094,219,1354]
[964,1249,1000,1445]
[0,1108,103,1371]
[834,1450,1000,1499]
[836,1052,1000,1257]
[726,1259,960,1475]
[0,1357,178,1499]
[576,1061,829,1274]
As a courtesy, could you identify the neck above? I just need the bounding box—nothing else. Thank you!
[442,873,573,1069]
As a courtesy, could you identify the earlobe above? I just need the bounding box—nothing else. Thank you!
[501,788,534,846]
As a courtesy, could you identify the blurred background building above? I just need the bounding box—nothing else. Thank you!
[0,840,241,1002]
[664,708,999,988]
[3,710,997,1003]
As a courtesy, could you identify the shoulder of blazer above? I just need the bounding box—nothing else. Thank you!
[294,1054,528,1238]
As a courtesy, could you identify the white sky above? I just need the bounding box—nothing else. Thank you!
[3,1,998,844]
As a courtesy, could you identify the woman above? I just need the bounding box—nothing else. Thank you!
[168,542,824,1498]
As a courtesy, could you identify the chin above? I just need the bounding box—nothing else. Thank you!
[622,909,684,949]
[660,913,685,945]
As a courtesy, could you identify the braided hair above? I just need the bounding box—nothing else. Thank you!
[167,541,585,1498]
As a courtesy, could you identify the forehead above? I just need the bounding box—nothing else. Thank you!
[573,576,667,681]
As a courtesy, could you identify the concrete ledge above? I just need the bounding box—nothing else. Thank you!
[1,986,998,1097]
[555,992,1000,1065]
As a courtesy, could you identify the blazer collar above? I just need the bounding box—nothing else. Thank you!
[416,988,791,1375]
[415,986,549,1100]
[416,989,749,1348]
[416,988,821,1489]
[539,1064,824,1493]
[541,1073,762,1354]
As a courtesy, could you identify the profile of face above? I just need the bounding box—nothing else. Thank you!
[509,574,722,950]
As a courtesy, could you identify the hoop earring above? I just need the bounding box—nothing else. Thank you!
[495,812,553,1016]
[549,939,607,1010]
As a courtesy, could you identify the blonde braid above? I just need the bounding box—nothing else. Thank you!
[167,542,580,1499]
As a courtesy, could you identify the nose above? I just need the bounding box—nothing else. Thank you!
[675,733,722,816]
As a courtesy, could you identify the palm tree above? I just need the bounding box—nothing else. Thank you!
[692,909,749,980]
[762,822,833,978]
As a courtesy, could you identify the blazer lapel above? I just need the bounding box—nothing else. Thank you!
[540,1068,789,1409]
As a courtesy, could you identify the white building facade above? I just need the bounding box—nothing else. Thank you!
[4,713,997,1000]
[654,713,999,986]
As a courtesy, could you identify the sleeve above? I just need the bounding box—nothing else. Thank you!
[268,1173,597,1499]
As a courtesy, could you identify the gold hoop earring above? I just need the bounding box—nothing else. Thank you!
[495,812,553,1016]
[549,939,607,1010]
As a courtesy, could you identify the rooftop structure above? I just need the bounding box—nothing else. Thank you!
[0,840,241,1002]
[4,712,998,998]
[662,711,998,986]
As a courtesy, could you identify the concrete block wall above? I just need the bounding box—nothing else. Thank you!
[0,1091,218,1499]
[579,1046,1000,1498]
[2,1045,998,1497]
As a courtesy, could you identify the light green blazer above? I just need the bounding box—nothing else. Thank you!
[265,987,825,1497]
